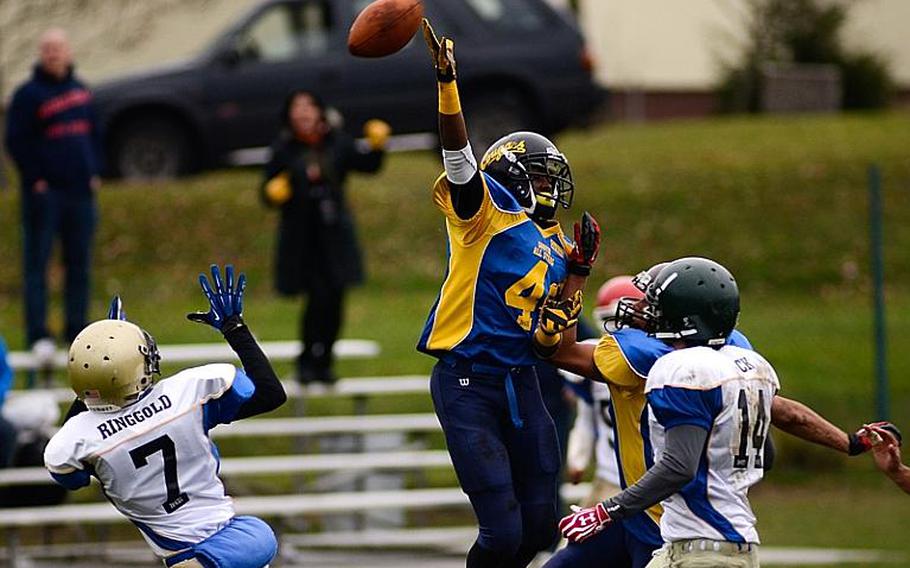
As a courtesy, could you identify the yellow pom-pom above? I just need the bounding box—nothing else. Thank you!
[265,172,292,206]
[364,119,392,151]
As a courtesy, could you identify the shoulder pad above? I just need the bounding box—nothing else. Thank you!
[610,328,672,378]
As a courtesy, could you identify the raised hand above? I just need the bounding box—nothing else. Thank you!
[568,211,601,276]
[849,421,903,455]
[187,264,247,333]
[421,18,456,82]
[558,503,612,543]
[107,295,127,321]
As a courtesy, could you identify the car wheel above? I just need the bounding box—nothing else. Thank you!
[465,92,535,155]
[111,117,193,180]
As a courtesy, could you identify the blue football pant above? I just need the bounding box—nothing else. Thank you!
[431,361,561,567]
[164,516,277,568]
[543,518,659,568]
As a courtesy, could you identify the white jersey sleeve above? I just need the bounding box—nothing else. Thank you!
[645,346,779,545]
[43,363,253,559]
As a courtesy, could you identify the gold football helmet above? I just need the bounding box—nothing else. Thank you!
[68,319,161,412]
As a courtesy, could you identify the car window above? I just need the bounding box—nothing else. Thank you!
[463,0,546,32]
[238,1,333,62]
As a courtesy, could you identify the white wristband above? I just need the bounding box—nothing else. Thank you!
[442,143,478,185]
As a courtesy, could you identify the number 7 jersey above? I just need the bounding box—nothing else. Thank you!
[645,345,780,545]
[44,364,252,558]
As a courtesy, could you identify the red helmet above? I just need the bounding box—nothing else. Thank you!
[592,276,643,330]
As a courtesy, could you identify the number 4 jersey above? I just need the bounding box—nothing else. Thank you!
[44,364,253,558]
[645,345,780,545]
[418,172,570,368]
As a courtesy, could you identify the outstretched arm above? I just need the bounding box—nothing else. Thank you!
[188,265,287,419]
[559,424,707,543]
[770,395,850,453]
[422,19,483,220]
[770,395,895,457]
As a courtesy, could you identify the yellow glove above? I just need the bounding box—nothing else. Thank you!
[532,290,583,358]
[363,119,391,151]
[422,18,456,82]
[264,172,292,206]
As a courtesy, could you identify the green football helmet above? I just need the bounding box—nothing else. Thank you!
[68,319,161,412]
[646,257,740,346]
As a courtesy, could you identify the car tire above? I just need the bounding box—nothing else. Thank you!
[111,117,193,180]
[465,91,536,155]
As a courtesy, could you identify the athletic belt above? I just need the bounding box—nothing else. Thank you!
[670,539,756,554]
[439,355,532,429]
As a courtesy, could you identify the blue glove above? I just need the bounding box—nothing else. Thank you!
[107,295,127,320]
[187,264,247,332]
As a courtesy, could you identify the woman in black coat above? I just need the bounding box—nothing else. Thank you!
[262,90,389,384]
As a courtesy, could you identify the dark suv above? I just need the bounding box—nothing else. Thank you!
[94,0,603,178]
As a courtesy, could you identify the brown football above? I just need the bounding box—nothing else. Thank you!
[348,0,424,58]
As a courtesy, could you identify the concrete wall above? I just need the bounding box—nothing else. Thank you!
[578,0,910,91]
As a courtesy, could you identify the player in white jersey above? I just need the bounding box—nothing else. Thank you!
[558,257,771,566]
[45,265,287,568]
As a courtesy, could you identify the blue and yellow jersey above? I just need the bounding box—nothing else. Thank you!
[593,328,753,546]
[418,172,571,368]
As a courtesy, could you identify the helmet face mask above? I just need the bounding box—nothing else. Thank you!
[69,320,161,412]
[646,257,740,347]
[614,262,669,332]
[480,132,574,222]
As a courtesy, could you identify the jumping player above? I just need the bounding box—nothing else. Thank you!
[535,260,892,568]
[416,18,599,567]
[44,265,286,568]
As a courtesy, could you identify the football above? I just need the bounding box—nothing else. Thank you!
[348,0,424,58]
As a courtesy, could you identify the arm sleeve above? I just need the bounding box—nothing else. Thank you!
[605,424,707,518]
[222,318,287,420]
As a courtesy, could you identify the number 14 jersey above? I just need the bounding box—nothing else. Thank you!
[645,345,780,545]
[44,364,252,557]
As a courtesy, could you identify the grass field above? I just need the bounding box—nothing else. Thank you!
[1,112,909,563]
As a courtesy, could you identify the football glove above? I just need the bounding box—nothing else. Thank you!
[264,172,292,206]
[364,119,391,151]
[532,290,582,358]
[849,421,903,455]
[107,295,127,321]
[568,211,601,276]
[421,18,456,82]
[187,264,247,334]
[559,503,612,543]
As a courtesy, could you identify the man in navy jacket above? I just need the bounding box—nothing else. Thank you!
[4,28,102,353]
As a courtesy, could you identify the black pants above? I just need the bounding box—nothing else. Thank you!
[299,280,345,373]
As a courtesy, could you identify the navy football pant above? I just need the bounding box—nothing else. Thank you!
[430,360,561,567]
[543,518,659,568]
